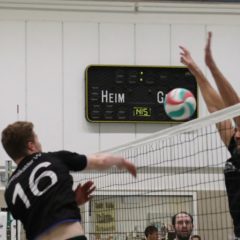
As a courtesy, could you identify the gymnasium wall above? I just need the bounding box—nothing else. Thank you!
[0,2,240,165]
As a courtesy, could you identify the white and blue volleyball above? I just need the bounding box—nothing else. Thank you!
[164,88,196,120]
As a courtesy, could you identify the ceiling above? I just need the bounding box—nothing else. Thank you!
[104,0,238,1]
[0,0,239,13]
[0,0,240,2]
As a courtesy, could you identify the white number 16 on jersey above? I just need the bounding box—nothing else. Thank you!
[12,162,58,208]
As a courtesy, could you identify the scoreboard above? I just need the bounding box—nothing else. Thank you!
[85,65,198,123]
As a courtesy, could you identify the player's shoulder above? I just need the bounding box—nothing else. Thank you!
[41,150,76,167]
[45,150,73,157]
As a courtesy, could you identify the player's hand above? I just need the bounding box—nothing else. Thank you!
[179,46,193,67]
[179,45,200,76]
[205,32,214,67]
[117,158,137,178]
[75,181,96,205]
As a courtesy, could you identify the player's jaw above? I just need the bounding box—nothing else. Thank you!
[176,233,191,240]
[176,228,192,240]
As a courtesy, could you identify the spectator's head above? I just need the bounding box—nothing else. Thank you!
[191,235,201,240]
[144,225,158,240]
[172,212,193,240]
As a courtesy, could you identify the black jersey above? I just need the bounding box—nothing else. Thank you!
[224,135,240,237]
[4,151,87,240]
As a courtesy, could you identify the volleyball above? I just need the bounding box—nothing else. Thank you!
[164,88,196,120]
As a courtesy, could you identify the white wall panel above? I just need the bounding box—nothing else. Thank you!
[26,21,62,151]
[171,25,207,117]
[0,21,25,163]
[135,24,171,138]
[136,24,170,65]
[63,22,99,154]
[99,23,135,65]
[99,23,135,150]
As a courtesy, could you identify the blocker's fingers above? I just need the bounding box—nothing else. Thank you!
[82,181,94,190]
[75,183,81,191]
[87,185,96,195]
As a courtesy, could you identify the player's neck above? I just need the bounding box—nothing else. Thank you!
[15,150,41,165]
[14,157,24,165]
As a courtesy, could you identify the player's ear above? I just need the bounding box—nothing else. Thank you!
[27,141,35,152]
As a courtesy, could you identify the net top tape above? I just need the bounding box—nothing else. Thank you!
[101,103,240,154]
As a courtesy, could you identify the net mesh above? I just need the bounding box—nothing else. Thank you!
[73,103,240,240]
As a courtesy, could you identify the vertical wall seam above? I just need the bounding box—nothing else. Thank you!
[25,20,28,121]
[62,21,65,149]
[169,23,172,66]
[98,22,101,152]
[169,23,173,128]
[134,23,137,139]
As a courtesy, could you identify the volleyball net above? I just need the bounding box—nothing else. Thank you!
[73,103,240,240]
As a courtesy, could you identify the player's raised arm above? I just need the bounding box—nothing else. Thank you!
[179,45,224,113]
[86,153,137,177]
[179,44,233,147]
[205,31,240,127]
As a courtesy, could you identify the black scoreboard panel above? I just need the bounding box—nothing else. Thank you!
[85,65,198,123]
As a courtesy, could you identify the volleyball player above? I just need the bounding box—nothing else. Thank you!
[180,32,240,239]
[2,121,137,240]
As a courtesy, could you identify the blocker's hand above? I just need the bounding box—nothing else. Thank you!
[205,31,214,67]
[179,45,200,76]
[75,181,96,205]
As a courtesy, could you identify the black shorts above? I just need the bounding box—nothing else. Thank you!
[66,236,87,240]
